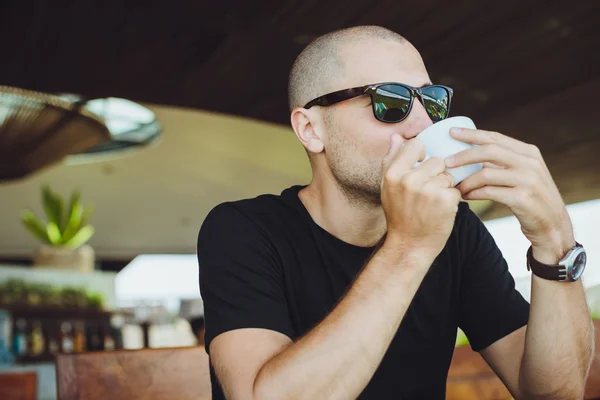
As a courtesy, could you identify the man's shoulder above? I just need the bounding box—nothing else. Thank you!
[201,185,304,235]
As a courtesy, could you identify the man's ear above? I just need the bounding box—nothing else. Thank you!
[290,108,324,154]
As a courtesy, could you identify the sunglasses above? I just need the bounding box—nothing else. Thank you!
[304,82,453,124]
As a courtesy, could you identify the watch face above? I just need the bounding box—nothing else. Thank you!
[571,252,587,281]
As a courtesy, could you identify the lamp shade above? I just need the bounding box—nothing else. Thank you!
[0,86,111,181]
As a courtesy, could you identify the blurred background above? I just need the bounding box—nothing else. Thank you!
[0,1,598,399]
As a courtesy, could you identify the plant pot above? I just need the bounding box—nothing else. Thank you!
[33,244,95,272]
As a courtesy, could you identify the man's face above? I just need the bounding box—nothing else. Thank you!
[320,39,434,204]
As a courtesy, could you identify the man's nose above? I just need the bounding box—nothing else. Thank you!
[401,100,433,140]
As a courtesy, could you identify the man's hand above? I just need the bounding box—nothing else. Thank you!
[381,133,461,258]
[445,127,575,261]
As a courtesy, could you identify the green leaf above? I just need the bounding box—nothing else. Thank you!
[65,190,81,232]
[63,225,94,249]
[42,186,64,235]
[62,194,84,243]
[20,210,51,244]
[46,222,62,245]
[80,205,94,227]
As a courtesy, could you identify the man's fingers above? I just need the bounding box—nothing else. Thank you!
[445,143,519,169]
[382,134,404,168]
[384,138,427,176]
[450,128,533,157]
[483,162,503,169]
[457,167,518,195]
[413,157,447,179]
[426,173,455,189]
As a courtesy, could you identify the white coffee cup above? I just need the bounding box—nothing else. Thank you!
[415,116,482,185]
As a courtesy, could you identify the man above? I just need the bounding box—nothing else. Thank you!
[198,25,593,399]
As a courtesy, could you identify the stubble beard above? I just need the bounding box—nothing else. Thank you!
[327,132,383,210]
[323,110,384,210]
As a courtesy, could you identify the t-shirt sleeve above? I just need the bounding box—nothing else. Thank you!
[197,203,294,352]
[457,202,530,352]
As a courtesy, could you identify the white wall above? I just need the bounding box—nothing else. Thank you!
[484,198,600,304]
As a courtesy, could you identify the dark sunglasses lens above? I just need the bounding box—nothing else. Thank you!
[373,85,412,122]
[421,86,450,122]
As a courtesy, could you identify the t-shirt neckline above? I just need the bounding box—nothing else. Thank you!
[281,185,377,253]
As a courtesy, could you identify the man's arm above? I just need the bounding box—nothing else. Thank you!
[211,238,432,400]
[447,127,594,399]
[480,243,594,399]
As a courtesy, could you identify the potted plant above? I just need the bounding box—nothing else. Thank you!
[21,185,96,272]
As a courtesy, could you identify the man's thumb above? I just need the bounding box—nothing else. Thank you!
[383,134,403,165]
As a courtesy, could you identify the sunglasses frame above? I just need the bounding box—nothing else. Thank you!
[304,82,454,124]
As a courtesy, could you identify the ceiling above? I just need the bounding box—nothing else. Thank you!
[0,0,599,260]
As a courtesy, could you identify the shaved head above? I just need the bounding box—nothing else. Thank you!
[288,26,407,111]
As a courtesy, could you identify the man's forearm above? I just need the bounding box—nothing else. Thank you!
[253,237,433,400]
[519,242,594,399]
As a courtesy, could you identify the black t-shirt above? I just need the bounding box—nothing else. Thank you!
[197,185,529,399]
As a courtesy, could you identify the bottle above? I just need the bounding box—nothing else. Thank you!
[48,325,60,355]
[73,322,86,353]
[99,325,115,350]
[0,310,14,364]
[85,324,102,351]
[104,335,115,351]
[12,319,28,357]
[48,335,60,355]
[29,321,45,357]
[110,314,125,350]
[60,322,73,353]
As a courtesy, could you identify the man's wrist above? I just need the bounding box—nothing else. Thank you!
[530,211,576,265]
[381,234,439,270]
[530,230,576,265]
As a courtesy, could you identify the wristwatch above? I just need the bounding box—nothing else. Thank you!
[526,242,587,282]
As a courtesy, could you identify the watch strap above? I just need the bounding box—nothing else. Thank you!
[526,245,572,281]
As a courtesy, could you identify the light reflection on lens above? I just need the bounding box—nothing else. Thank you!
[371,84,450,123]
[422,86,449,122]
